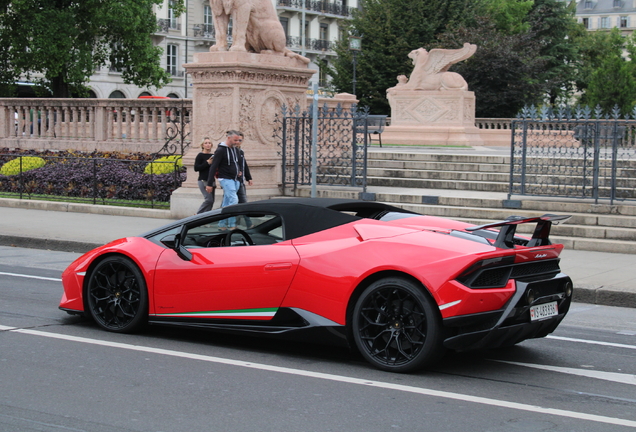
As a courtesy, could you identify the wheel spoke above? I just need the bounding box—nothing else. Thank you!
[356,283,430,368]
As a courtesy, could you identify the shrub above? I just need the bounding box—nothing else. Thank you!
[144,155,182,175]
[0,156,46,176]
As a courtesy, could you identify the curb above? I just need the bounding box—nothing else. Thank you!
[0,198,173,219]
[0,235,100,254]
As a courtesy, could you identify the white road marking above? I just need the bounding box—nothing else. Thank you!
[1,325,636,428]
[548,335,636,350]
[495,361,636,386]
[0,271,61,282]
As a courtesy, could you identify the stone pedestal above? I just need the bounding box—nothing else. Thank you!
[170,51,316,218]
[382,89,483,146]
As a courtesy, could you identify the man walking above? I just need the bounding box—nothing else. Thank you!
[206,130,252,229]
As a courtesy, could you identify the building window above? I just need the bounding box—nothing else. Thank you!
[280,17,289,38]
[584,1,594,9]
[168,0,178,29]
[167,44,178,75]
[582,17,590,28]
[320,23,328,41]
[620,16,629,28]
[600,16,611,28]
[614,0,622,7]
[203,5,213,35]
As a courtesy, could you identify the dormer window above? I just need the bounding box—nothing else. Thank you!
[584,0,594,9]
[613,0,622,7]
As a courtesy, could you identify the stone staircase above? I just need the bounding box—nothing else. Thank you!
[294,150,636,254]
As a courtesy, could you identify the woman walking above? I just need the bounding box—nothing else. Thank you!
[194,137,216,213]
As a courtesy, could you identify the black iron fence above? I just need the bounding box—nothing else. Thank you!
[276,104,369,193]
[0,152,184,208]
[510,106,636,204]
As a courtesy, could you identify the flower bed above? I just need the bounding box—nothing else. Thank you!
[0,149,185,208]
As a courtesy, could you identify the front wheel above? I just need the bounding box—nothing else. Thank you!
[86,256,148,333]
[352,277,444,372]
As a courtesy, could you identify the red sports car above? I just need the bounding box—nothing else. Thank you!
[60,198,573,372]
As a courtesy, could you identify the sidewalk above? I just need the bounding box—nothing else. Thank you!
[0,199,634,308]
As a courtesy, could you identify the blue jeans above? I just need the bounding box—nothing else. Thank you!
[219,178,240,228]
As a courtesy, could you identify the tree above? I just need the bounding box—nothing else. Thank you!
[574,27,625,105]
[435,17,547,118]
[0,0,184,97]
[328,0,481,114]
[525,0,580,105]
[585,50,636,115]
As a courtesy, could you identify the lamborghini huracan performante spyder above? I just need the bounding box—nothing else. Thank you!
[60,198,574,372]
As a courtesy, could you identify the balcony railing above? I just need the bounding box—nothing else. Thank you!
[156,18,181,33]
[286,36,334,52]
[193,23,215,38]
[276,0,354,18]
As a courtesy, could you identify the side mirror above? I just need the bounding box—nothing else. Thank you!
[160,234,176,249]
[174,229,193,261]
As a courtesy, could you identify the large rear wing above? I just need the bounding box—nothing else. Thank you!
[465,214,571,249]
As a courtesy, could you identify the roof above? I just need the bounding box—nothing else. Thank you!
[220,198,416,240]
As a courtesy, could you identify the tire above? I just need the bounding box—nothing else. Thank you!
[86,256,148,333]
[352,277,444,373]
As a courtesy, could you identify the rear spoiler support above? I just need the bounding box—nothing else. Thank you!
[465,214,571,249]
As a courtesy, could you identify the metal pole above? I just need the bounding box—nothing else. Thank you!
[301,0,306,57]
[184,0,188,98]
[311,83,319,198]
[352,50,357,96]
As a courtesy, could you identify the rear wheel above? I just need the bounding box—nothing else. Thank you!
[86,256,148,333]
[352,277,443,372]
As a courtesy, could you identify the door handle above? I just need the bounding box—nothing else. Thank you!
[264,263,293,271]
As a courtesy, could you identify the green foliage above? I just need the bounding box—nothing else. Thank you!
[585,56,636,115]
[479,0,533,34]
[575,28,626,100]
[0,0,185,97]
[144,156,182,175]
[525,0,580,105]
[328,0,482,114]
[0,157,46,176]
[436,17,546,118]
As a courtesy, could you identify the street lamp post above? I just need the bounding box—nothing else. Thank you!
[349,36,361,96]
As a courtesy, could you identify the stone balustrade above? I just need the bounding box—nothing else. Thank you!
[0,98,192,153]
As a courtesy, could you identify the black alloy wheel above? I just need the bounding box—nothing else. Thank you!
[86,256,148,333]
[352,277,443,372]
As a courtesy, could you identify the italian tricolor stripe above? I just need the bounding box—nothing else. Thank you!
[152,308,278,319]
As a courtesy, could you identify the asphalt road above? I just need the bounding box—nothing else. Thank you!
[1,246,635,432]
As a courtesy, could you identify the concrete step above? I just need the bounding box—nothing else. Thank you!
[366,167,510,182]
[366,176,510,192]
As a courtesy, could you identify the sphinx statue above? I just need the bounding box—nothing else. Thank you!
[382,43,483,146]
[208,0,310,64]
[388,43,476,93]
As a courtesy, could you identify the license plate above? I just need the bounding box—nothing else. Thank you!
[530,301,558,321]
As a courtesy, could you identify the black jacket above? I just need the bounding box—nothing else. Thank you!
[207,143,252,184]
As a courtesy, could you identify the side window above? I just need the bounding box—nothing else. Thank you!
[182,214,283,248]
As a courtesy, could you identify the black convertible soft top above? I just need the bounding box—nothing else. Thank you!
[220,198,417,240]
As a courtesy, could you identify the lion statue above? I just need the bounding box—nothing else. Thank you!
[388,43,477,92]
[209,0,310,64]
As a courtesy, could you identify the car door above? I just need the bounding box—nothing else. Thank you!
[151,214,300,320]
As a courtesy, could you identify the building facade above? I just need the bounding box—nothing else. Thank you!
[576,0,636,33]
[88,0,357,99]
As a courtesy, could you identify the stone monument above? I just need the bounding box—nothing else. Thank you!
[382,43,484,146]
[170,0,316,218]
